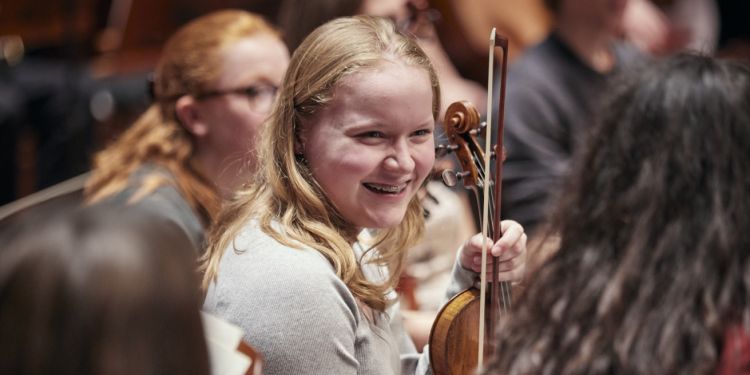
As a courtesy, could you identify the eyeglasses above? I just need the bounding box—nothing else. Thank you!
[196,84,279,114]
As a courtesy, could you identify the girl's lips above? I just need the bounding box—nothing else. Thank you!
[362,181,409,194]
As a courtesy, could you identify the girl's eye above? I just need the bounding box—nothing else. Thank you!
[413,129,433,137]
[359,131,385,138]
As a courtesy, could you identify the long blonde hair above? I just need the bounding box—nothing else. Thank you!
[201,16,440,311]
[85,10,280,226]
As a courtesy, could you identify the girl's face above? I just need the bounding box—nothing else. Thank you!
[196,34,290,191]
[299,60,435,230]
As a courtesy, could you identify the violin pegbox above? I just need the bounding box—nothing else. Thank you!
[438,101,485,190]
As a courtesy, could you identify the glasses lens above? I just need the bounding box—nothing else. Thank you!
[246,86,277,114]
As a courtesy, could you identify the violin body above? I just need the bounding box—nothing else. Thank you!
[429,288,490,375]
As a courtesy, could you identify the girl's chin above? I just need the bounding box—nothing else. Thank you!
[354,211,410,230]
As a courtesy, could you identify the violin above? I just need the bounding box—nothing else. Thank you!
[428,30,509,375]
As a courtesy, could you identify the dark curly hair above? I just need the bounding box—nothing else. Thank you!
[485,53,750,374]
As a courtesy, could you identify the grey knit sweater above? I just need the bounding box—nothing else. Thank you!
[203,222,475,374]
[102,164,205,251]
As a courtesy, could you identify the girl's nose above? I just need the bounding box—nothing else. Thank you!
[383,141,415,172]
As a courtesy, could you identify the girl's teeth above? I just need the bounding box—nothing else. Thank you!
[365,183,404,193]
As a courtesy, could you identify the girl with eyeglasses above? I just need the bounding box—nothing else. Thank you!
[84,10,290,251]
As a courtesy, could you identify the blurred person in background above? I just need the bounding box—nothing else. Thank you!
[499,0,642,241]
[485,53,750,374]
[0,204,210,375]
[622,0,719,56]
[84,9,289,251]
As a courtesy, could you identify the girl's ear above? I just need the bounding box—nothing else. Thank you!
[175,96,208,137]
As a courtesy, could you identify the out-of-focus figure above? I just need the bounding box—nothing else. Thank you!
[84,10,289,250]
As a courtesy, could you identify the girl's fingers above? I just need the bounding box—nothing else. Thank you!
[492,220,526,259]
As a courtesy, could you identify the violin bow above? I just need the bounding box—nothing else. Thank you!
[477,27,509,369]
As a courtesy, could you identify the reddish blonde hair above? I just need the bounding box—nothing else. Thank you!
[201,16,440,311]
[85,10,280,225]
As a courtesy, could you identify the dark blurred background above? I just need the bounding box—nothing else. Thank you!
[1,0,747,206]
[0,0,284,205]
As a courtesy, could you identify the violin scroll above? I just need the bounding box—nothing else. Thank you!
[439,101,485,190]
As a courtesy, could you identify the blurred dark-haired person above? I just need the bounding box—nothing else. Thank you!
[0,205,210,375]
[485,53,750,374]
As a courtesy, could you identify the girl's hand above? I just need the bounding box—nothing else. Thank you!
[459,220,527,282]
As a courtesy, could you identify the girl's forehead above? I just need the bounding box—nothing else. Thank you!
[337,60,423,89]
[304,62,434,131]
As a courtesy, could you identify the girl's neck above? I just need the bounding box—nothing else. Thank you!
[192,148,248,200]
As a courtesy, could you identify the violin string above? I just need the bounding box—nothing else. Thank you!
[473,154,512,314]
[472,167,511,319]
[488,171,512,312]
[487,177,512,312]
[476,158,498,323]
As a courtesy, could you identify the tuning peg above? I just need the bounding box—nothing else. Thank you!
[435,144,459,158]
[469,122,488,138]
[489,146,507,162]
[441,169,470,187]
[476,121,488,137]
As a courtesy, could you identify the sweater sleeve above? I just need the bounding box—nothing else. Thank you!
[443,248,478,303]
[203,237,362,374]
